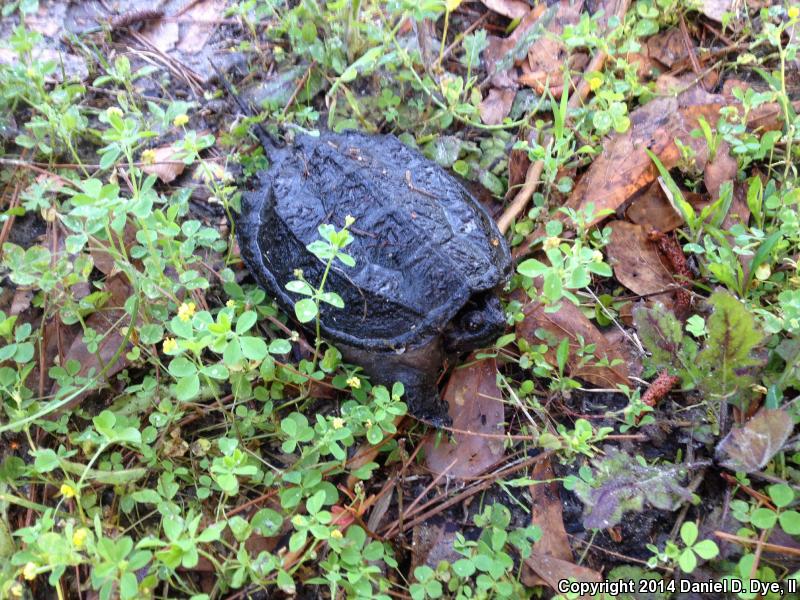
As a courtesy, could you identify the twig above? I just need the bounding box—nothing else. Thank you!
[496,0,631,234]
[678,13,705,90]
[714,531,800,557]
[381,452,551,537]
[282,60,317,116]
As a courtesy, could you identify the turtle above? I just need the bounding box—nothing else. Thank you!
[224,89,512,425]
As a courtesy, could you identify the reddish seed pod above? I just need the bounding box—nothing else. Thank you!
[648,229,692,317]
[641,369,681,407]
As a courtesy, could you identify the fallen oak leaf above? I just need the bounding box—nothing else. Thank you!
[424,354,505,479]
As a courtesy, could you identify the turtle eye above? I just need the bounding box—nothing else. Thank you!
[463,313,484,333]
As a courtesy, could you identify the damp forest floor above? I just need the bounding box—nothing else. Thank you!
[1,0,800,599]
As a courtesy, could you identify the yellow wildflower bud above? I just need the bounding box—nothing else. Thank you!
[346,376,361,389]
[789,6,799,19]
[106,106,123,119]
[22,562,37,580]
[330,529,343,539]
[173,114,189,127]
[60,483,77,498]
[163,337,177,353]
[72,527,89,548]
[141,148,157,165]
[178,302,196,322]
[543,236,560,250]
[332,417,345,430]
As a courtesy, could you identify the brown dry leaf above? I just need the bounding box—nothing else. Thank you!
[480,0,531,19]
[603,328,643,379]
[625,181,684,232]
[522,459,574,588]
[623,51,661,80]
[424,355,505,479]
[606,221,676,304]
[524,1,583,77]
[646,28,689,68]
[479,88,516,125]
[704,141,738,199]
[177,0,227,53]
[563,90,726,230]
[141,18,180,53]
[517,298,630,387]
[141,146,186,183]
[523,552,603,592]
[51,274,134,407]
[483,4,547,89]
[625,180,709,232]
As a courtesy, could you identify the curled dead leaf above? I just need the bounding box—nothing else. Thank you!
[479,88,516,125]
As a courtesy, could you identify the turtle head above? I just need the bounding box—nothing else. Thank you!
[444,292,506,353]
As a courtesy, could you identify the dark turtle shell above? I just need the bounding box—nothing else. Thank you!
[237,129,512,353]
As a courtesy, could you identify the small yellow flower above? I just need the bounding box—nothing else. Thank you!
[345,214,355,227]
[7,581,24,598]
[789,5,799,19]
[141,148,157,165]
[332,417,345,430]
[589,77,602,91]
[72,528,89,548]
[106,106,123,119]
[60,483,77,498]
[173,113,189,127]
[330,529,343,539]
[163,337,177,353]
[543,236,561,250]
[346,376,361,389]
[178,302,196,322]
[226,299,235,308]
[22,562,37,581]
[591,250,604,263]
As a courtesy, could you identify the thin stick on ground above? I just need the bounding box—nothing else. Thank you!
[496,0,631,234]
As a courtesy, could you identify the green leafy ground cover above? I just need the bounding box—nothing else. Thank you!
[0,0,799,598]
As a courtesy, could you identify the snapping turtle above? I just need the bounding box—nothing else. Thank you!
[236,127,511,424]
